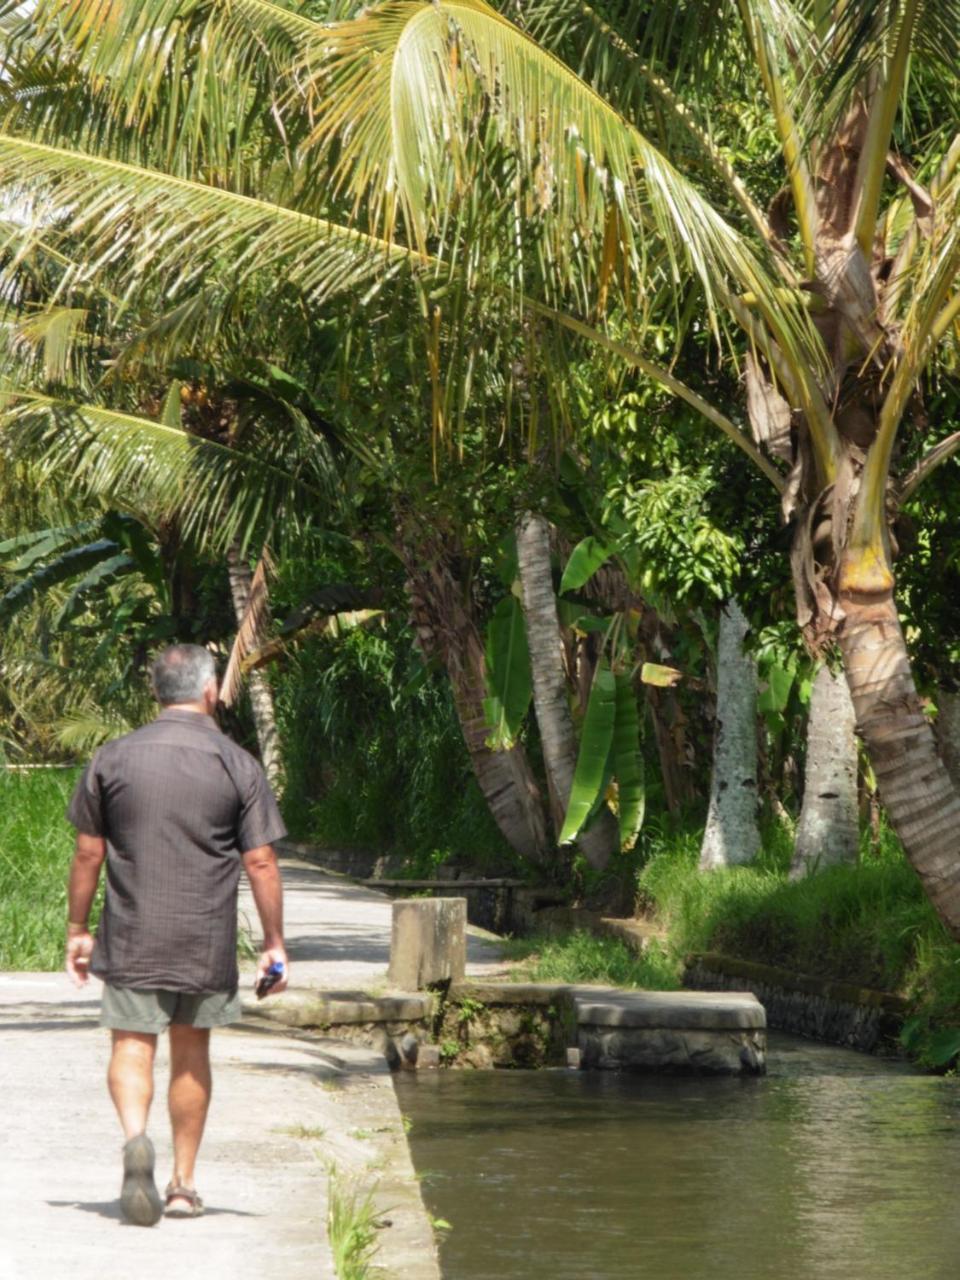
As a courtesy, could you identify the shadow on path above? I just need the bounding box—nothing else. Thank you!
[45,1201,260,1221]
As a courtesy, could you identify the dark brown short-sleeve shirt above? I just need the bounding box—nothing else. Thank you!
[67,708,286,993]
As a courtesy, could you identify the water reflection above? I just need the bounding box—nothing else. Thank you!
[395,1034,960,1280]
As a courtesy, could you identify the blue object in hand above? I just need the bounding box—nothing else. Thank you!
[255,961,285,999]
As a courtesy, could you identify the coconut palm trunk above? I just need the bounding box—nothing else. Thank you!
[401,533,551,866]
[837,596,960,929]
[699,599,761,870]
[789,662,859,879]
[516,511,618,870]
[225,545,284,794]
[934,689,960,792]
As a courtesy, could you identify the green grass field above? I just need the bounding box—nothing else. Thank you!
[0,768,84,970]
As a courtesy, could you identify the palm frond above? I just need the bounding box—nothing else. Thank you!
[0,135,414,314]
[2,0,327,183]
[11,306,88,383]
[0,388,332,555]
[296,0,822,361]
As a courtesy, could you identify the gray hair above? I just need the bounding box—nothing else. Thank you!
[151,644,217,706]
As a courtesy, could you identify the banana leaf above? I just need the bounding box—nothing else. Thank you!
[614,673,645,851]
[639,661,683,687]
[559,535,612,595]
[54,553,137,630]
[0,520,98,561]
[483,595,532,749]
[559,659,617,845]
[0,540,122,623]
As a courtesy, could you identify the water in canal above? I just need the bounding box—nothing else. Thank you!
[395,1033,960,1280]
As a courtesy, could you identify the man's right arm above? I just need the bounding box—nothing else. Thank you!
[242,844,288,994]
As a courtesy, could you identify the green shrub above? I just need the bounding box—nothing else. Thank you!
[273,622,519,872]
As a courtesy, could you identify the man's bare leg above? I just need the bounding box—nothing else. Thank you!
[108,1030,157,1138]
[108,1030,164,1225]
[168,1024,212,1210]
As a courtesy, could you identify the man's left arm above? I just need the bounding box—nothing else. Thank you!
[65,833,106,986]
[242,843,289,995]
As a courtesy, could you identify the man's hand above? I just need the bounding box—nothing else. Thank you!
[254,945,289,997]
[66,929,94,987]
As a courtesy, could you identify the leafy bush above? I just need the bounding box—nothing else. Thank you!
[273,622,519,872]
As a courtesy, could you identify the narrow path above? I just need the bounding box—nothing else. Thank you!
[239,857,510,990]
[0,858,495,1280]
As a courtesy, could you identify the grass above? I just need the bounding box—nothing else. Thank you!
[635,814,960,1066]
[504,930,681,990]
[327,1169,383,1280]
[0,767,84,970]
[275,1123,326,1141]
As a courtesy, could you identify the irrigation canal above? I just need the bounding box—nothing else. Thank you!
[396,1032,960,1280]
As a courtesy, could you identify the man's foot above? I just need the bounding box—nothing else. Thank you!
[120,1134,164,1227]
[164,1182,204,1218]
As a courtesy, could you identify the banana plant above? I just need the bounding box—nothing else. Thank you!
[484,532,680,853]
[0,511,167,629]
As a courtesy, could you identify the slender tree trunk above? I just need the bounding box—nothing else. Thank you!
[789,663,859,879]
[934,688,960,792]
[699,599,761,870]
[646,686,696,815]
[226,545,284,794]
[516,511,618,870]
[402,539,551,866]
[838,596,960,937]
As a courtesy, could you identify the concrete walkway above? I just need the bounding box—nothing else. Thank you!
[0,858,503,1280]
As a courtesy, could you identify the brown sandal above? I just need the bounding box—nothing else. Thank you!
[164,1182,205,1218]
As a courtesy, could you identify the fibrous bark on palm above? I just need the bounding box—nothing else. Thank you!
[401,530,550,866]
[225,544,284,794]
[934,689,960,792]
[516,511,618,870]
[699,599,761,870]
[789,662,859,879]
[838,596,960,932]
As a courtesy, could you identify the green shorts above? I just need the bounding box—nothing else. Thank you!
[100,983,242,1033]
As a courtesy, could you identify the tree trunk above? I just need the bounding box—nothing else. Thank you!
[646,686,696,815]
[225,546,284,794]
[838,595,960,936]
[789,662,859,879]
[516,511,618,870]
[699,599,761,870]
[402,540,551,867]
[934,688,960,792]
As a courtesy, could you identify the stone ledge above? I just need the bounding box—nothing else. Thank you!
[688,952,910,1013]
[241,988,434,1027]
[449,981,572,1006]
[579,1027,766,1075]
[574,989,766,1030]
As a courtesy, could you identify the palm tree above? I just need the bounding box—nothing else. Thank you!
[2,1,960,930]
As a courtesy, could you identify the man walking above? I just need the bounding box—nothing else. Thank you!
[64,644,288,1226]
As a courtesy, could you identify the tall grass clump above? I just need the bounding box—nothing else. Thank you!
[327,1169,382,1280]
[0,768,85,969]
[506,930,681,990]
